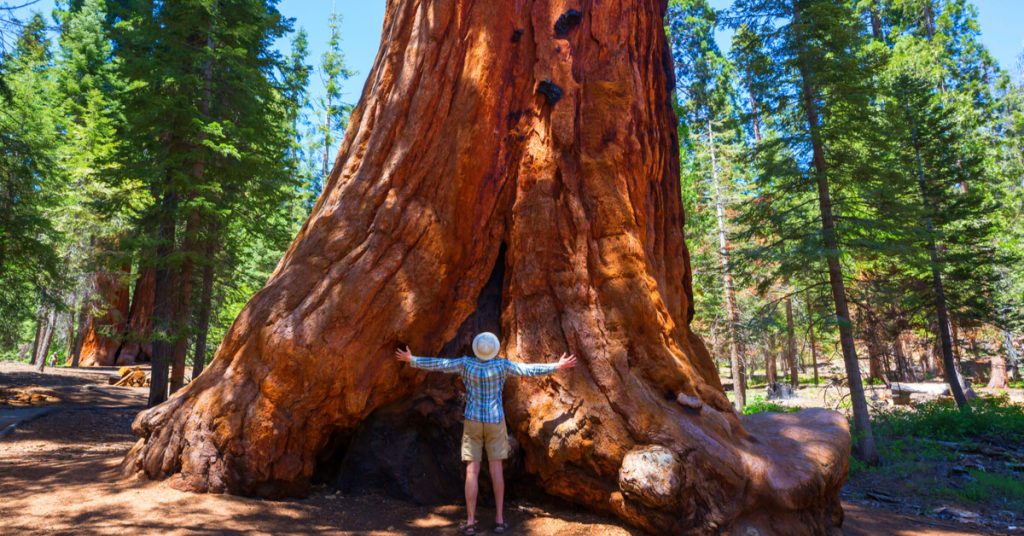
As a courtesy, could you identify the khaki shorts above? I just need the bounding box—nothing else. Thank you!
[461,419,509,461]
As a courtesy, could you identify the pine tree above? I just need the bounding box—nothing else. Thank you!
[110,0,299,403]
[729,0,880,462]
[668,0,749,409]
[314,8,354,185]
[52,0,132,367]
[0,12,65,355]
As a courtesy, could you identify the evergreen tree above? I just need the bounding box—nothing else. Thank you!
[729,0,880,462]
[668,0,750,408]
[313,8,354,186]
[110,0,301,404]
[52,0,133,366]
[0,12,64,354]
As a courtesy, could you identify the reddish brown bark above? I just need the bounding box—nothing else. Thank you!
[79,266,132,367]
[122,2,849,533]
[117,268,157,365]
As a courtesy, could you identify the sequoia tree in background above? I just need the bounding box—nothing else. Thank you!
[123,2,849,533]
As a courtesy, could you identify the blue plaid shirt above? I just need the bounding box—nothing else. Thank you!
[410,356,559,423]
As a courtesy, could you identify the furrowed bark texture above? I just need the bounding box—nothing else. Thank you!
[116,267,156,366]
[79,266,132,367]
[123,1,849,533]
[79,267,155,367]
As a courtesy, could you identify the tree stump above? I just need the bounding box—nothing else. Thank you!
[122,1,850,533]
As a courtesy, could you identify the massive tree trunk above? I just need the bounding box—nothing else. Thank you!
[987,351,1008,389]
[122,2,849,533]
[79,267,132,367]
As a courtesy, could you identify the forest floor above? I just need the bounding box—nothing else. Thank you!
[0,362,1013,535]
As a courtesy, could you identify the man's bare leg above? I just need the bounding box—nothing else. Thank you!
[489,459,505,524]
[465,461,481,525]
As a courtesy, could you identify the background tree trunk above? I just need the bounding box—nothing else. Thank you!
[987,350,1008,389]
[1004,330,1021,382]
[79,266,132,367]
[806,292,819,386]
[191,233,218,379]
[29,305,45,365]
[708,121,745,410]
[122,2,849,533]
[36,307,57,372]
[785,291,798,390]
[911,124,970,408]
[147,182,178,407]
[795,8,878,461]
[170,210,200,393]
[117,267,156,365]
[70,301,87,367]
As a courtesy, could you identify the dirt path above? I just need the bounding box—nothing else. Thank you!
[0,362,1002,535]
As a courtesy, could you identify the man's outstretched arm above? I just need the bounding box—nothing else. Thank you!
[394,345,464,373]
[505,352,578,377]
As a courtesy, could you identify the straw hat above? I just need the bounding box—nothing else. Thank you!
[472,332,500,361]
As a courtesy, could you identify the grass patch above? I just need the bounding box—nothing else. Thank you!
[741,395,799,415]
[958,470,1024,508]
[851,395,1024,510]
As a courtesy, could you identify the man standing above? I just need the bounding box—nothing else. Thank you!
[394,331,577,535]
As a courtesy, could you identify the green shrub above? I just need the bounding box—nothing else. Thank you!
[871,395,1024,443]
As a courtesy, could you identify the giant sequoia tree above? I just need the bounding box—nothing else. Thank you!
[123,2,849,533]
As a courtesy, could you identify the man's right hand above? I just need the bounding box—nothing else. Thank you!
[556,352,577,370]
[394,346,412,363]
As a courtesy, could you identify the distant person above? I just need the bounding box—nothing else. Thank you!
[394,332,577,535]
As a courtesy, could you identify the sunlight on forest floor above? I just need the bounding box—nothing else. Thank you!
[1,362,1019,535]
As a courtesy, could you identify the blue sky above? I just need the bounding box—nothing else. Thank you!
[12,0,1024,107]
[288,0,1022,107]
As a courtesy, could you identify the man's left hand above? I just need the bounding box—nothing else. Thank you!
[394,346,412,363]
[557,352,577,370]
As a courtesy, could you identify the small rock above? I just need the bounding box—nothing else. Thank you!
[676,392,703,409]
[933,506,980,522]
